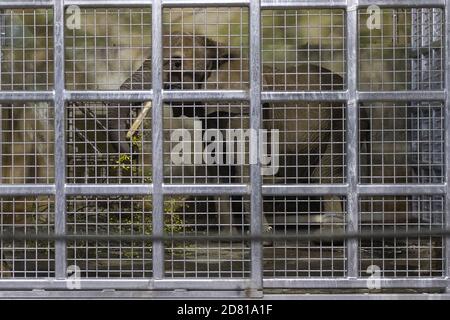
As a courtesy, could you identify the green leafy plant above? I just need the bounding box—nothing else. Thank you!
[113,134,189,259]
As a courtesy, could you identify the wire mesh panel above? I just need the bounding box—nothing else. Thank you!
[164,102,250,184]
[163,7,249,91]
[261,9,346,90]
[263,196,346,278]
[359,196,444,278]
[355,4,446,291]
[164,196,250,278]
[0,197,54,278]
[411,8,444,91]
[262,102,346,185]
[0,102,54,184]
[0,9,54,91]
[409,8,445,225]
[66,101,152,184]
[359,102,445,184]
[358,8,444,91]
[0,0,449,297]
[65,8,152,91]
[67,196,152,278]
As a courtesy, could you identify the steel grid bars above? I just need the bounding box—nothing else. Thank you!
[249,0,263,292]
[346,0,359,279]
[152,0,164,280]
[0,0,444,10]
[53,0,67,280]
[445,0,450,293]
[0,0,447,295]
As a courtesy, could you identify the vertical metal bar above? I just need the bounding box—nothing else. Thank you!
[0,10,4,181]
[445,0,450,293]
[54,0,67,279]
[152,0,164,280]
[249,0,263,291]
[346,0,359,279]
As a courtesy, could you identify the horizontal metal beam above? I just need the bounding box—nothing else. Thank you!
[0,279,254,291]
[0,290,257,299]
[163,90,249,102]
[65,91,152,102]
[1,291,449,300]
[163,184,249,195]
[3,228,449,242]
[0,0,445,10]
[261,0,347,9]
[0,1,52,8]
[262,184,348,196]
[167,184,447,197]
[0,92,54,103]
[0,185,55,196]
[64,0,152,7]
[0,91,445,104]
[65,184,152,196]
[153,279,254,291]
[0,278,446,291]
[0,0,250,9]
[163,0,250,7]
[358,91,446,102]
[262,91,348,102]
[264,293,450,300]
[357,184,447,195]
[358,0,445,8]
[0,184,445,197]
[263,278,449,289]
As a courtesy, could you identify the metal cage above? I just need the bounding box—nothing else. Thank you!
[0,0,449,299]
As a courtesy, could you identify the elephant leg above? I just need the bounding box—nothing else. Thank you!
[310,143,345,233]
[216,181,271,244]
[241,199,273,247]
[216,196,239,236]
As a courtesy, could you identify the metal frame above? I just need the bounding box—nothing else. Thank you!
[0,0,449,298]
[346,0,359,280]
[445,0,450,294]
